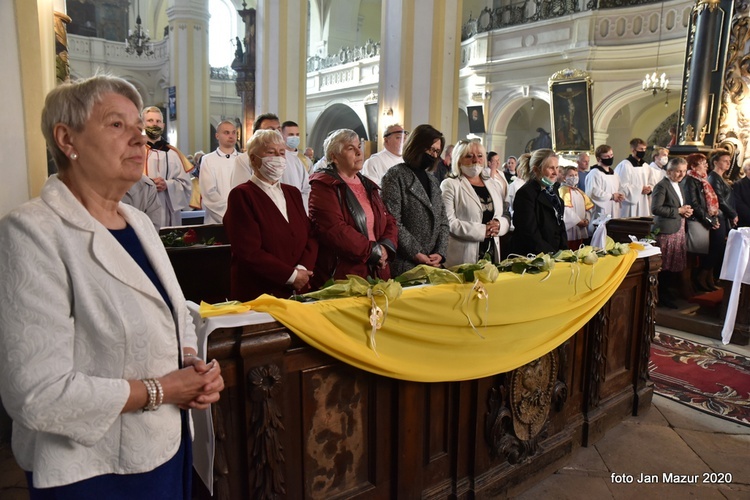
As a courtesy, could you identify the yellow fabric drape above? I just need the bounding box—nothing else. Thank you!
[249,252,637,382]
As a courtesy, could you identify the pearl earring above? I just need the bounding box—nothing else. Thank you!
[70,152,78,160]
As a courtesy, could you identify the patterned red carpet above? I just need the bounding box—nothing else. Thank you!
[649,332,750,427]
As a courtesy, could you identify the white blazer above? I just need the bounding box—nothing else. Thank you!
[0,175,198,488]
[440,176,510,267]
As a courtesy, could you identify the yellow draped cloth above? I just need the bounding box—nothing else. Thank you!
[248,252,637,382]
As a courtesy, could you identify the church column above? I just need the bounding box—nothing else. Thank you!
[379,0,462,141]
[165,0,209,154]
[673,0,734,152]
[255,0,308,130]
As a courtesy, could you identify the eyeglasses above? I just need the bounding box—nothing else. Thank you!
[384,130,409,138]
[426,147,442,156]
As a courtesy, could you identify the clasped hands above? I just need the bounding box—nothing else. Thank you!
[678,205,693,218]
[416,252,442,267]
[164,355,225,411]
[485,219,500,238]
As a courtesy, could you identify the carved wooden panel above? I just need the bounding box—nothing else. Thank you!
[301,365,370,499]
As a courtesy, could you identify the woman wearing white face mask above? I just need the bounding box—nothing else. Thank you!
[559,166,594,249]
[224,130,318,300]
[440,140,510,267]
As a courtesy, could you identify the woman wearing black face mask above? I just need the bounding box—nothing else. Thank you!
[381,124,450,276]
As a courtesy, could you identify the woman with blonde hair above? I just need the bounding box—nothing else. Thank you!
[440,140,510,267]
[509,149,568,255]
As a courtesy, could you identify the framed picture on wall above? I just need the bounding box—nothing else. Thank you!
[467,105,486,134]
[548,69,593,154]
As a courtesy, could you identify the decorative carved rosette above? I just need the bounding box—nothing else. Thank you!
[485,349,565,465]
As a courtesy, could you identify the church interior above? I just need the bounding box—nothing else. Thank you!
[1,0,750,498]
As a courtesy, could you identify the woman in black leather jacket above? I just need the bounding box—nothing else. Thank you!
[684,154,719,291]
[707,150,738,280]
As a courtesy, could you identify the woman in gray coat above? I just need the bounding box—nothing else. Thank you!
[651,157,693,308]
[381,124,450,276]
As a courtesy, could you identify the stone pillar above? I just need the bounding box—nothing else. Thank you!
[233,5,256,148]
[165,0,209,154]
[379,0,462,141]
[673,0,734,153]
[255,0,308,132]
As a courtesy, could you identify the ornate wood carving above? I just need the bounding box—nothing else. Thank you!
[640,274,659,386]
[248,364,286,499]
[485,351,559,464]
[587,307,609,408]
[212,403,231,500]
[553,342,569,412]
[304,370,365,496]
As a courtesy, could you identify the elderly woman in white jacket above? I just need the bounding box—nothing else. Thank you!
[0,75,224,496]
[440,140,511,267]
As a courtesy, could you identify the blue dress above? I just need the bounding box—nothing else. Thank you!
[26,225,192,499]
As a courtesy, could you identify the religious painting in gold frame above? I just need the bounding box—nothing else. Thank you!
[548,69,593,154]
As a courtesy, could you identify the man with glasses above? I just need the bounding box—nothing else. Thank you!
[363,123,408,186]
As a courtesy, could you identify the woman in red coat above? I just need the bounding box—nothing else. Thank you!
[224,129,318,300]
[309,129,398,289]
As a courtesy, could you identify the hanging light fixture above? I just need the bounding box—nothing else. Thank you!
[642,1,671,104]
[125,0,154,57]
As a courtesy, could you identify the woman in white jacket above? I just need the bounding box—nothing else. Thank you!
[0,75,224,498]
[440,140,510,267]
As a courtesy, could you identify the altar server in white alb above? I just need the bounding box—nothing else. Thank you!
[199,120,240,224]
[362,123,407,186]
[585,144,624,232]
[648,147,669,186]
[281,120,312,211]
[615,138,653,217]
[143,106,193,226]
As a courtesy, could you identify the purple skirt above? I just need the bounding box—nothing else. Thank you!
[655,219,687,272]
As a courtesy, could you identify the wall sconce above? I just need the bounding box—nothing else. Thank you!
[531,98,535,111]
[384,107,393,116]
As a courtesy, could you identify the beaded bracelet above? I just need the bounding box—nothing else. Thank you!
[142,378,163,411]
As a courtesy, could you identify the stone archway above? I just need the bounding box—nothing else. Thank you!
[308,103,367,161]
[488,90,551,159]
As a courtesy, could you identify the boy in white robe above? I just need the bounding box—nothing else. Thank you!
[615,138,652,217]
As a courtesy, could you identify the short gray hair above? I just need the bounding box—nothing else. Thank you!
[324,129,359,162]
[666,157,687,172]
[246,129,285,160]
[41,74,143,171]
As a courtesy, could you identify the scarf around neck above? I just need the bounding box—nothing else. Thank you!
[687,169,719,216]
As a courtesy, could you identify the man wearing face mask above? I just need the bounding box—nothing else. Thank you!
[586,144,624,232]
[280,120,312,212]
[648,147,669,185]
[559,166,594,249]
[142,106,193,227]
[362,123,408,186]
[615,138,653,217]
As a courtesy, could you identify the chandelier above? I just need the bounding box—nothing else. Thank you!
[125,0,154,57]
[642,2,670,104]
